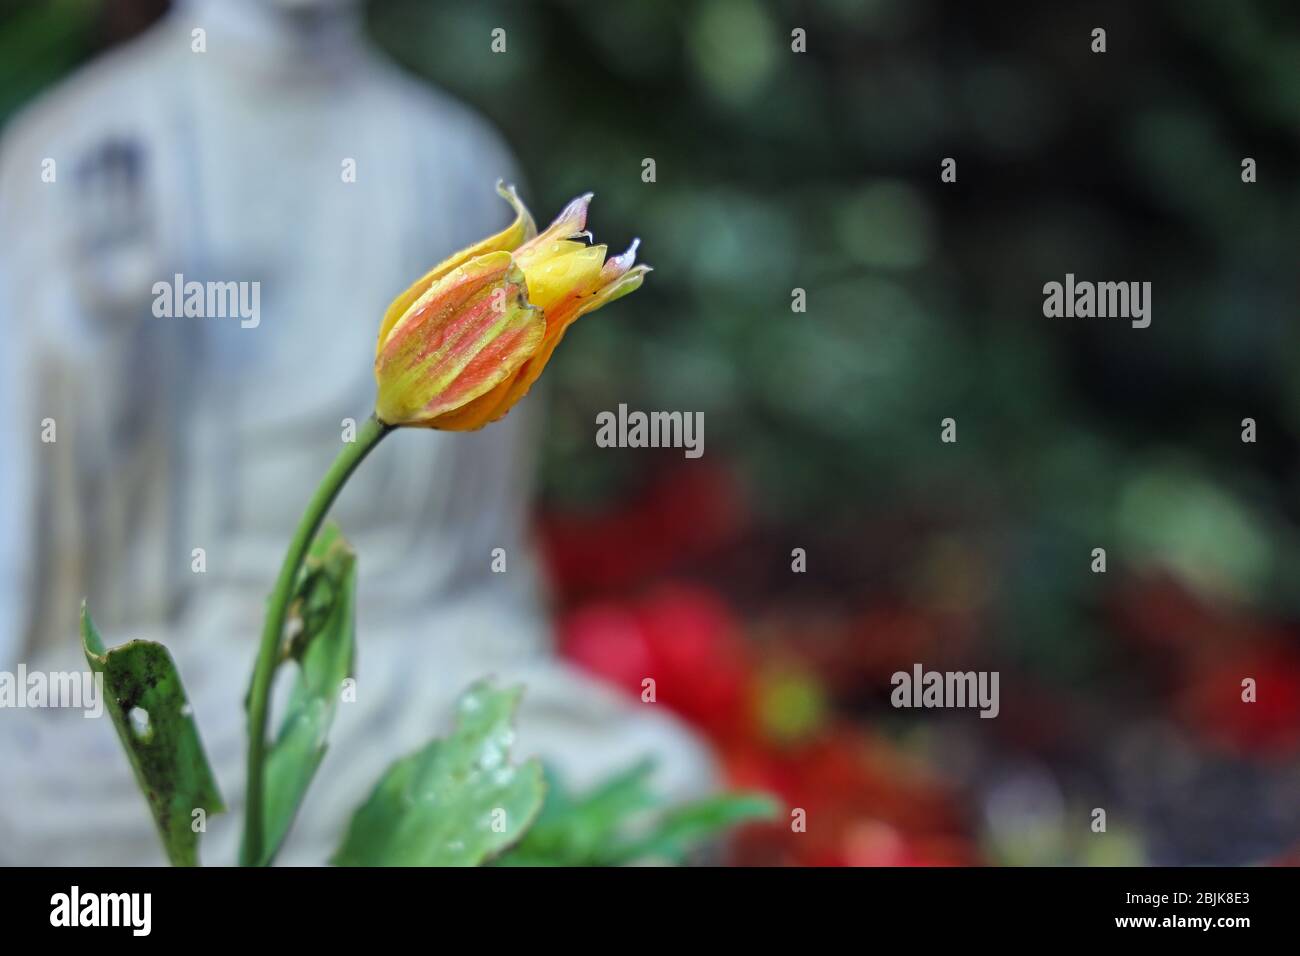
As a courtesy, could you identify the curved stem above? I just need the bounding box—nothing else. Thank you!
[240,413,391,866]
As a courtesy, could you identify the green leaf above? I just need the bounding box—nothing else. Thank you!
[81,604,225,867]
[497,760,780,866]
[607,791,780,865]
[496,760,658,866]
[247,523,357,867]
[331,680,545,866]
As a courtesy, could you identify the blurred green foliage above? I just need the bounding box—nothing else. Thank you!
[370,0,1300,674]
[0,1,98,118]
[369,0,1300,524]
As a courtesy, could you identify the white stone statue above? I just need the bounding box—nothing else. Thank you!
[0,0,714,865]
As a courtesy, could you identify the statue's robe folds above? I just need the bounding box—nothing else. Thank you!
[0,2,714,865]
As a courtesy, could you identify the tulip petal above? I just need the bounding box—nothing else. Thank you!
[514,192,594,258]
[374,251,544,426]
[600,238,640,283]
[433,263,650,431]
[519,243,608,312]
[532,262,650,361]
[375,182,536,359]
[376,191,650,432]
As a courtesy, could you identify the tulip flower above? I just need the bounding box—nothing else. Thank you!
[374,182,649,430]
[241,183,647,866]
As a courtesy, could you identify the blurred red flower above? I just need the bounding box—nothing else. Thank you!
[539,462,746,600]
[559,583,751,737]
[724,730,979,867]
[1177,645,1300,757]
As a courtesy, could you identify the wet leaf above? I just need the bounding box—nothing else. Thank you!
[497,760,779,866]
[607,791,779,864]
[332,681,544,866]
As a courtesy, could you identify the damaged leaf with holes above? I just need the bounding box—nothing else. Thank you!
[81,604,225,866]
[332,680,545,866]
[245,522,357,866]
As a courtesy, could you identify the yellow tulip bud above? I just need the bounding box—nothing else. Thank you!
[373,183,649,430]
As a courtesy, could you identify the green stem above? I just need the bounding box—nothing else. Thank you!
[240,413,391,866]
